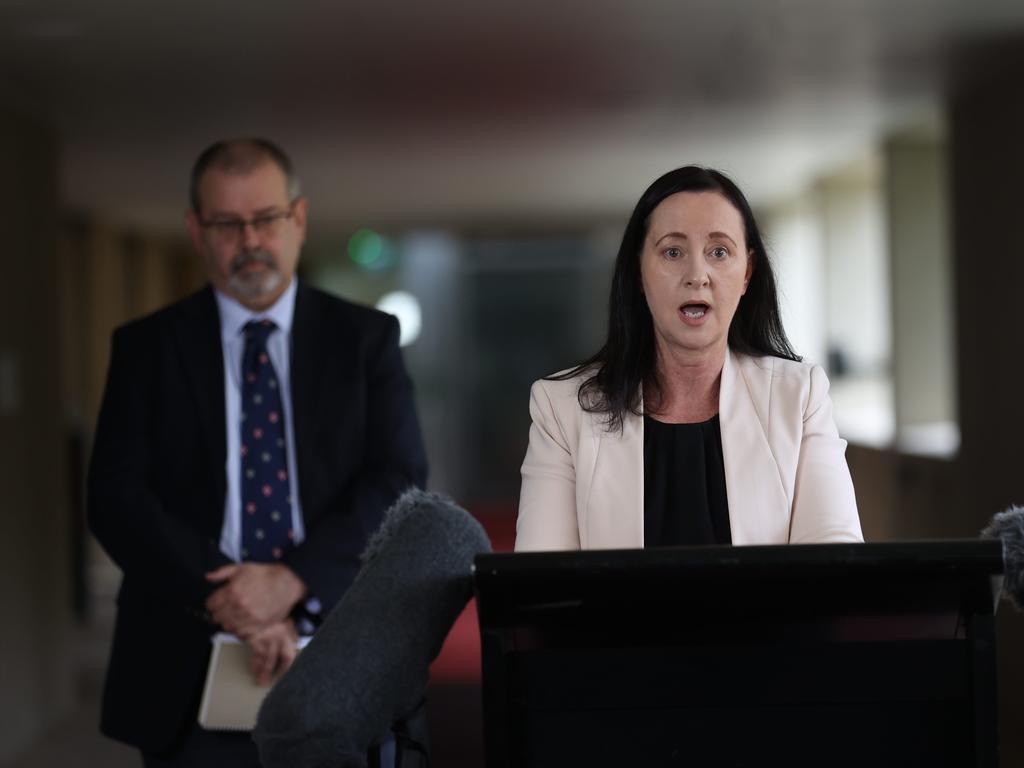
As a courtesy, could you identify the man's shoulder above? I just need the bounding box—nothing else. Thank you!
[296,283,396,333]
[111,286,215,343]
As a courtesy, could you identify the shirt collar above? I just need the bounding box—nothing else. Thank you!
[215,278,298,342]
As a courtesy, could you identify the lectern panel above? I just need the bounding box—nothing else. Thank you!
[476,541,1002,768]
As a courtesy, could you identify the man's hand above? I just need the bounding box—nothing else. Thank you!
[204,562,307,637]
[247,619,300,686]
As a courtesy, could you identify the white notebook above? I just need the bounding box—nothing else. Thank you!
[197,632,311,731]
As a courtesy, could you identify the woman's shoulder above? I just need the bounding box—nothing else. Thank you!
[530,366,590,404]
[527,365,602,427]
[734,351,821,379]
[732,351,831,409]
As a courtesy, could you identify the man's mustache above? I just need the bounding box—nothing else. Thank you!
[230,250,276,274]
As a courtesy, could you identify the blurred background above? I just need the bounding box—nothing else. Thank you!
[3,0,1024,765]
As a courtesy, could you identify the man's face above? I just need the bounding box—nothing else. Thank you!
[186,162,307,311]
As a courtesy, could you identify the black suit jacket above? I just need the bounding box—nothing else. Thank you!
[87,283,428,753]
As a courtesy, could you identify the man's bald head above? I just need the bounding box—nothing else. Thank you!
[189,138,301,214]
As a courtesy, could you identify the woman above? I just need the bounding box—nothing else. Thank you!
[516,166,862,551]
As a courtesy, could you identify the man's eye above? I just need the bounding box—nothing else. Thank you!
[253,213,288,232]
[212,221,242,231]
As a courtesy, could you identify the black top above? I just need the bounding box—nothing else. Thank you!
[643,413,731,547]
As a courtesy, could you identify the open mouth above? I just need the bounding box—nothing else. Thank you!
[680,302,710,319]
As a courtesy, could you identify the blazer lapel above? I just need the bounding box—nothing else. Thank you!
[290,283,327,502]
[719,351,790,544]
[587,404,645,549]
[173,286,227,502]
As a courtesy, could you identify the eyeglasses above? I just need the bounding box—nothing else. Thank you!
[199,201,297,243]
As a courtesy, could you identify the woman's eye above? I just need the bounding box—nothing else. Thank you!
[710,246,729,259]
[664,247,682,259]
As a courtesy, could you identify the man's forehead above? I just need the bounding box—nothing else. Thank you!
[197,162,290,213]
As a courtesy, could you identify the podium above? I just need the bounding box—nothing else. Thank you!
[474,541,1004,767]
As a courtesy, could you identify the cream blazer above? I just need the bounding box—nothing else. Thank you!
[516,350,863,551]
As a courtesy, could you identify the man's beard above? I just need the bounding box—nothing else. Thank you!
[226,249,283,300]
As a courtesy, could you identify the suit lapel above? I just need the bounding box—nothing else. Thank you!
[290,283,328,502]
[719,351,790,544]
[587,401,645,549]
[173,287,227,499]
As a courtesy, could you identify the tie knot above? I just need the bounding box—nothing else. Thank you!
[244,319,277,347]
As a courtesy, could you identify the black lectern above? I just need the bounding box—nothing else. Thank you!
[474,541,1004,767]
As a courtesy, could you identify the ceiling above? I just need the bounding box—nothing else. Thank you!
[2,0,1022,233]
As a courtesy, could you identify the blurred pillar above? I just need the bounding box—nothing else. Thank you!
[816,156,894,446]
[76,222,136,646]
[178,239,207,295]
[818,157,891,376]
[0,110,75,763]
[762,193,828,367]
[949,43,1024,766]
[398,232,466,497]
[83,222,128,426]
[884,130,958,456]
[58,223,92,623]
[130,237,177,318]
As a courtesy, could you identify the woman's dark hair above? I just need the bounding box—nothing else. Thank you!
[554,165,800,432]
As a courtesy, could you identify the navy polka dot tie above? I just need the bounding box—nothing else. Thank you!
[240,319,293,562]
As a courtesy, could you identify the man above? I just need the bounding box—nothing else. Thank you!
[88,138,428,766]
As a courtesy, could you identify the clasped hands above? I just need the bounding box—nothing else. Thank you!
[205,562,307,685]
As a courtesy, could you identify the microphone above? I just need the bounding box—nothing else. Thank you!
[253,488,492,768]
[981,505,1024,608]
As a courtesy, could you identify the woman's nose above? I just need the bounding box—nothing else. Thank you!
[684,270,709,288]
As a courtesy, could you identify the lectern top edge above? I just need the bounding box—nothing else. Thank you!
[475,539,1004,579]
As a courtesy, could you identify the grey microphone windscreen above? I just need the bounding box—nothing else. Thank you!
[253,489,492,768]
[981,505,1024,609]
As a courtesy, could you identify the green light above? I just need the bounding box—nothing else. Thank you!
[348,229,383,266]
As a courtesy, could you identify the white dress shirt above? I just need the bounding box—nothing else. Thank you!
[214,279,307,562]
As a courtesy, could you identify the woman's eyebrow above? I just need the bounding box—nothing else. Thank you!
[654,232,688,246]
[654,231,739,247]
[708,231,738,246]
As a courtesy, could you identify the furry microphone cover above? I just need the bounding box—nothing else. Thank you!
[254,488,491,768]
[981,505,1024,609]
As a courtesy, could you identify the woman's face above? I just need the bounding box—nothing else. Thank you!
[640,191,753,360]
